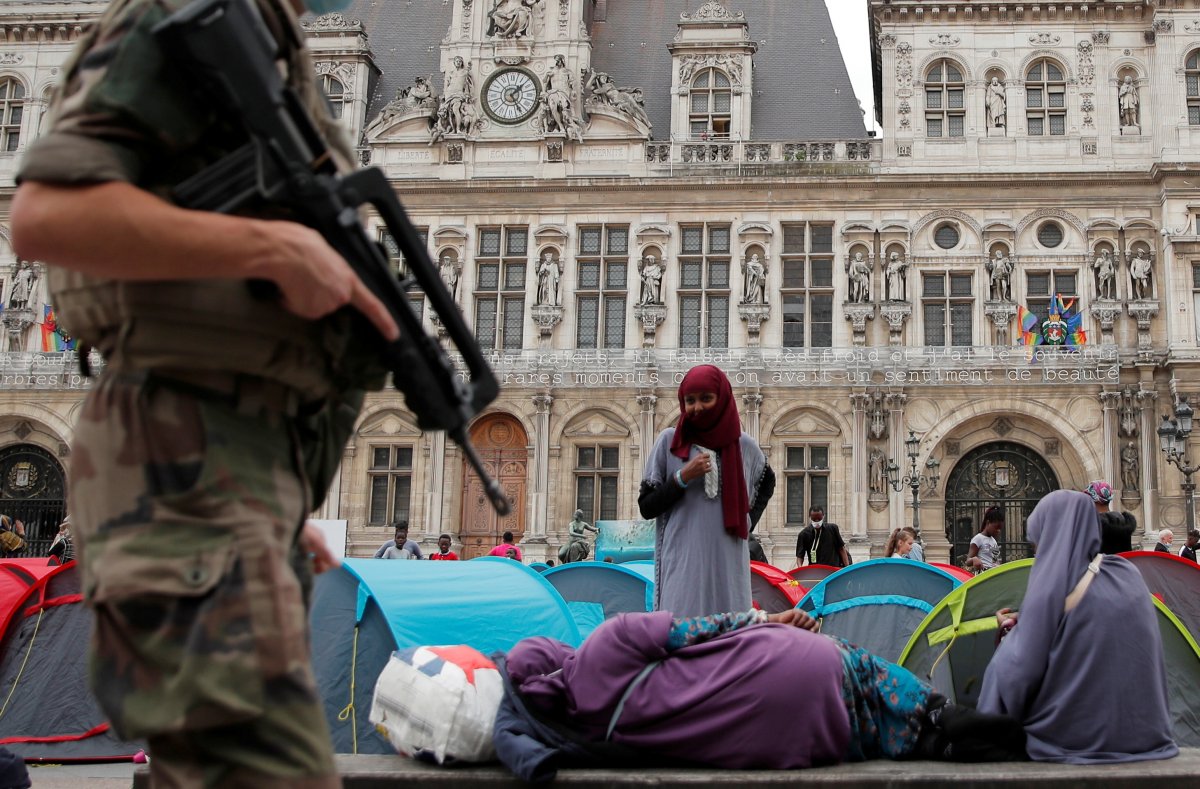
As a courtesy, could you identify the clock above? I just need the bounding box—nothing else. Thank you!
[482,68,541,124]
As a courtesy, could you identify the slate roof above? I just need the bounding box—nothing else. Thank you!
[343,0,867,141]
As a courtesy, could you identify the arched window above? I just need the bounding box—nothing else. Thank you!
[689,69,732,140]
[321,74,348,120]
[924,59,965,138]
[1187,50,1200,126]
[0,78,26,152]
[1025,58,1066,136]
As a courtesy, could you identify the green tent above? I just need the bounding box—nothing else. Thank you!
[899,559,1200,748]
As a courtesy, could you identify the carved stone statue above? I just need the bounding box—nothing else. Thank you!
[847,252,871,303]
[374,76,437,129]
[439,254,461,300]
[584,69,652,131]
[986,76,1006,128]
[986,249,1012,302]
[558,509,598,564]
[1119,75,1140,128]
[868,448,887,495]
[639,255,664,306]
[542,55,583,142]
[1121,441,1140,490]
[1093,249,1116,300]
[1129,248,1152,300]
[885,252,908,302]
[487,0,540,39]
[536,251,562,306]
[431,56,475,142]
[7,261,36,310]
[742,253,766,305]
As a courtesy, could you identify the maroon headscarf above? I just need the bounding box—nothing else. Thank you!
[670,365,749,539]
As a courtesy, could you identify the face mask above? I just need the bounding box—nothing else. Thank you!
[303,0,354,14]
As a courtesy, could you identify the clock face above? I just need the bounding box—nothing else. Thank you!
[483,68,540,124]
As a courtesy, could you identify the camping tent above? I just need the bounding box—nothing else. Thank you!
[929,562,974,583]
[798,559,962,662]
[541,561,655,637]
[787,564,839,586]
[309,557,581,753]
[899,559,1200,748]
[0,560,144,762]
[1119,551,1200,640]
[749,562,806,614]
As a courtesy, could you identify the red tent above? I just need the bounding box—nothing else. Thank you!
[930,562,974,583]
[1119,551,1200,641]
[749,562,806,613]
[786,564,839,586]
[0,559,60,654]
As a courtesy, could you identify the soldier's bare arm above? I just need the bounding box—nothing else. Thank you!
[11,180,399,342]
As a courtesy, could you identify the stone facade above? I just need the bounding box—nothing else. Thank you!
[3,0,1200,565]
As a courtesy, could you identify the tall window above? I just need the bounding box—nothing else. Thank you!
[780,223,834,348]
[368,445,413,525]
[678,223,731,348]
[1025,270,1078,322]
[0,79,24,152]
[925,60,965,138]
[576,225,628,349]
[922,272,974,346]
[1026,59,1066,136]
[1187,50,1200,126]
[785,445,829,528]
[1193,265,1200,342]
[475,226,528,350]
[575,444,619,523]
[321,74,349,120]
[379,226,427,322]
[689,69,732,139]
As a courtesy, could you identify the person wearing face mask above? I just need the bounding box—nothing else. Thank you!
[795,506,851,568]
[638,365,775,618]
[10,0,393,785]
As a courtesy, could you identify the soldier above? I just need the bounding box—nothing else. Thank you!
[10,0,399,787]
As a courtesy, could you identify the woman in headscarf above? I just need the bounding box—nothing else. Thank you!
[978,489,1177,763]
[638,365,774,617]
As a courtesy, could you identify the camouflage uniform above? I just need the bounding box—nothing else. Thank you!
[17,1,384,785]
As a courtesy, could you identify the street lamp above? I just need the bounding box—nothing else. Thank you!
[1158,396,1197,535]
[886,430,942,539]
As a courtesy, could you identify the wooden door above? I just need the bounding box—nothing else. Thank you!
[460,414,527,559]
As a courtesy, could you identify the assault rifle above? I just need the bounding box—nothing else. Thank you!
[153,0,511,515]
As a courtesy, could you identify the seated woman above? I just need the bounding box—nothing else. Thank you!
[978,490,1177,764]
[495,608,1025,779]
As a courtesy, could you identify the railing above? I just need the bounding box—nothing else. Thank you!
[645,138,879,170]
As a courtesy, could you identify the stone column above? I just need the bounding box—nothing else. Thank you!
[1137,381,1159,546]
[1098,389,1120,485]
[849,392,870,549]
[887,393,909,536]
[636,393,658,476]
[527,393,553,547]
[741,391,763,442]
[425,432,446,543]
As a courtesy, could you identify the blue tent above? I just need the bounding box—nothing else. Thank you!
[540,561,655,637]
[309,557,581,753]
[798,558,962,662]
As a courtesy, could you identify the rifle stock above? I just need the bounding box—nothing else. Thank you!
[154,0,510,515]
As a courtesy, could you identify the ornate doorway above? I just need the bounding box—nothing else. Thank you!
[0,443,67,556]
[944,441,1059,566]
[460,414,527,559]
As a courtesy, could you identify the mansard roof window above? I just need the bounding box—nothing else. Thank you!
[1026,59,1066,136]
[0,79,25,153]
[925,60,965,138]
[689,69,733,140]
[1187,50,1200,126]
[321,73,348,120]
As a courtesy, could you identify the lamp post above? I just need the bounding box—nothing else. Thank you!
[1157,396,1197,536]
[886,430,942,539]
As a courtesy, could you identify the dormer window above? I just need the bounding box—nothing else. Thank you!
[689,69,732,140]
[925,60,964,138]
[321,73,349,120]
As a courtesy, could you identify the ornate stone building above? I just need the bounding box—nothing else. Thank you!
[2,0,1199,564]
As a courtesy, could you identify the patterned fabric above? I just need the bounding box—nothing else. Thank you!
[834,637,931,761]
[666,609,768,651]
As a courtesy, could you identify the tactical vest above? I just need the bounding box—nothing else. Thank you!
[45,0,373,399]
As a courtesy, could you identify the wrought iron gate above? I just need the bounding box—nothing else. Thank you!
[0,443,67,556]
[944,441,1059,566]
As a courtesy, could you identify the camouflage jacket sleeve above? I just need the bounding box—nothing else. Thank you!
[17,0,215,187]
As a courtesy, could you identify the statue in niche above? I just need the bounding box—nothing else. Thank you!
[638,254,664,306]
[868,448,888,495]
[1129,248,1152,300]
[584,69,653,130]
[1121,441,1140,490]
[1119,75,1140,128]
[742,253,766,305]
[7,260,36,310]
[1092,249,1116,300]
[541,55,584,142]
[986,249,1012,302]
[885,251,908,301]
[439,254,461,300]
[847,252,871,303]
[487,0,541,39]
[536,251,562,306]
[431,56,475,142]
[986,76,1007,128]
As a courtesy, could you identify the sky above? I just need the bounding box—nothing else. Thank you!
[824,0,880,134]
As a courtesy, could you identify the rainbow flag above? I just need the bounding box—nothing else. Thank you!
[41,305,76,352]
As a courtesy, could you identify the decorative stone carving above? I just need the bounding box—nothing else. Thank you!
[895,43,913,90]
[1119,387,1140,438]
[1118,75,1140,131]
[632,303,667,348]
[584,69,652,131]
[879,34,897,48]
[867,390,889,441]
[682,143,733,163]
[0,53,23,66]
[541,55,584,141]
[986,250,1013,302]
[843,303,875,347]
[677,54,744,92]
[846,252,872,304]
[884,251,908,302]
[638,254,664,306]
[645,142,671,163]
[546,140,563,162]
[929,34,960,47]
[680,1,746,23]
[1153,18,1174,34]
[7,260,37,310]
[984,302,1018,345]
[445,142,464,163]
[1092,31,1111,45]
[301,12,360,30]
[535,250,562,306]
[738,304,770,341]
[370,76,437,131]
[985,77,1006,129]
[487,0,542,39]
[1077,40,1095,89]
[741,253,766,305]
[1121,441,1141,491]
[1029,33,1062,46]
[530,304,563,337]
[897,99,911,130]
[1129,247,1153,300]
[745,144,770,162]
[1127,301,1159,352]
[868,447,887,494]
[1092,248,1117,300]
[432,57,478,142]
[1088,303,1121,343]
[880,303,912,346]
[1080,93,1095,128]
[846,142,871,160]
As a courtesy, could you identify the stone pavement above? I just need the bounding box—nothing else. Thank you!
[104,748,1196,788]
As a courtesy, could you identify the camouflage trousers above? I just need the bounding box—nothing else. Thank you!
[67,372,340,788]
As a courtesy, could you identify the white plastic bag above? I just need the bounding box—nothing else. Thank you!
[369,645,504,764]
